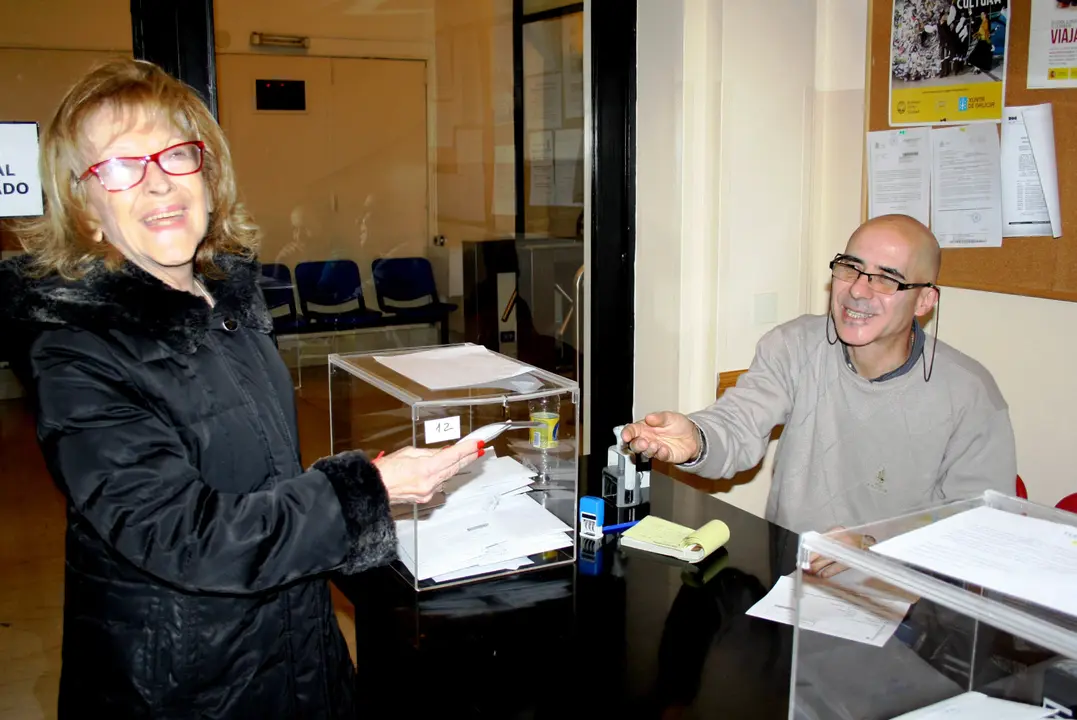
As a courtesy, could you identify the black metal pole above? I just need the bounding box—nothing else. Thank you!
[512,0,525,235]
[588,0,636,459]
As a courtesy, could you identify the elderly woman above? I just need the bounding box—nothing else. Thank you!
[0,58,481,718]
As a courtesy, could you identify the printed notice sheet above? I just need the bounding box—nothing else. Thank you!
[1001,104,1062,238]
[871,506,1077,619]
[868,128,931,226]
[930,124,1003,248]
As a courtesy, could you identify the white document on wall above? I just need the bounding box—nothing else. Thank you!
[529,161,554,206]
[1001,104,1062,238]
[867,128,931,227]
[563,71,584,120]
[553,162,579,207]
[525,74,563,130]
[528,131,553,162]
[871,506,1077,619]
[746,570,913,647]
[523,19,561,76]
[930,124,1003,249]
[553,129,583,207]
[553,128,582,161]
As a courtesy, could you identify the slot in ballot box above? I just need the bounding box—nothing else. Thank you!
[328,343,579,591]
[789,491,1077,720]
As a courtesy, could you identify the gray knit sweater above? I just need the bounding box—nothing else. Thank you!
[684,314,1016,533]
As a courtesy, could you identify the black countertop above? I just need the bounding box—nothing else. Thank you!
[336,459,1076,719]
[337,463,800,719]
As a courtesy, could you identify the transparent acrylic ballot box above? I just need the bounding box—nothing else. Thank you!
[788,491,1077,720]
[328,344,579,592]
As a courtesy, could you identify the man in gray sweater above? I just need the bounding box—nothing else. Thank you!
[622,214,1016,538]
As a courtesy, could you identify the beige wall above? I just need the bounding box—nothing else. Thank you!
[0,0,131,51]
[636,0,1075,515]
[0,0,131,148]
[215,0,434,52]
[635,0,821,517]
[920,290,1077,507]
[807,0,870,315]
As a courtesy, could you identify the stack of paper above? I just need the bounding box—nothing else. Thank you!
[373,345,534,390]
[891,691,1061,719]
[870,506,1077,619]
[746,569,915,647]
[394,454,573,582]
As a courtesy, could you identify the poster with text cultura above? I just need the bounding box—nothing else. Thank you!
[890,0,1009,126]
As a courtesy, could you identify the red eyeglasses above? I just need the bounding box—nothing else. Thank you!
[79,140,205,192]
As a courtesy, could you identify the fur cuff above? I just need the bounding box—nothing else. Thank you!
[312,451,397,574]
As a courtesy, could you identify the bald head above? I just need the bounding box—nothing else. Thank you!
[848,214,941,283]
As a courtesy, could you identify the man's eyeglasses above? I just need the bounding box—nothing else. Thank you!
[829,259,935,296]
[78,140,205,193]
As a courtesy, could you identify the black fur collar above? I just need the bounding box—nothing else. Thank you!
[0,253,273,355]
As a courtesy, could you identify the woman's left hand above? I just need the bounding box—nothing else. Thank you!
[373,441,485,504]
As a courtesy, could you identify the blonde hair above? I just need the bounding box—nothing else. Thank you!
[15,58,259,278]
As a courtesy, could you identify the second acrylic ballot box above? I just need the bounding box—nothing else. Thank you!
[328,343,579,591]
[787,490,1077,719]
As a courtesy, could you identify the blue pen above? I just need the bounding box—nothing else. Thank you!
[603,520,639,535]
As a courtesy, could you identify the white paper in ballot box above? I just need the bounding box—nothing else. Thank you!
[394,454,573,581]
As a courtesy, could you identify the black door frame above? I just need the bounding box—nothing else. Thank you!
[130,0,637,460]
[585,0,635,459]
[130,0,219,119]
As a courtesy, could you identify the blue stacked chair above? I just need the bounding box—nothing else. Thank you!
[294,260,383,332]
[371,257,456,344]
[259,263,305,335]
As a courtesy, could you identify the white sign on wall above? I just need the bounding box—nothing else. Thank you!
[0,122,44,218]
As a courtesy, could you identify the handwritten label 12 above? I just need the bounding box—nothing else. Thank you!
[424,416,461,443]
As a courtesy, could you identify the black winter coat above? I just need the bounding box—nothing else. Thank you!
[0,253,395,718]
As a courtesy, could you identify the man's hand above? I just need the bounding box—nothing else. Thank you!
[806,526,877,579]
[620,412,700,464]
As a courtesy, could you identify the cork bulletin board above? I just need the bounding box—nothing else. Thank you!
[867,0,1077,301]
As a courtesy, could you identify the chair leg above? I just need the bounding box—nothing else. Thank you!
[439,318,449,345]
[295,340,303,390]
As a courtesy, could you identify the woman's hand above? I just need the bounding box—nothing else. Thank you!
[374,440,485,504]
